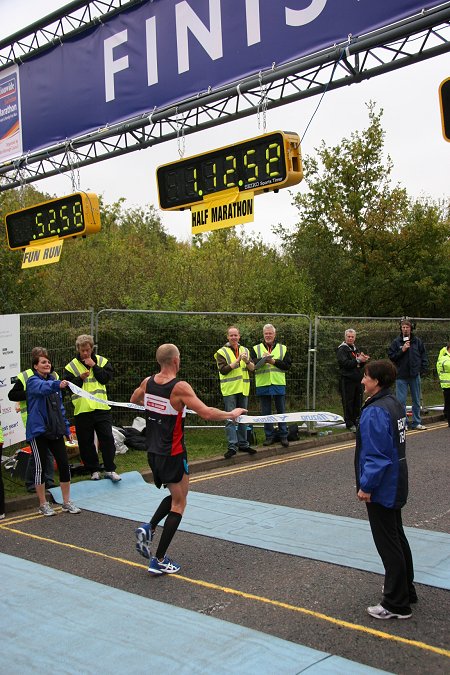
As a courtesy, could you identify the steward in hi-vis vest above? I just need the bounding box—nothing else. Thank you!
[214,326,256,460]
[253,342,287,389]
[436,343,450,426]
[214,344,251,397]
[65,354,111,415]
[63,334,120,482]
[250,324,292,447]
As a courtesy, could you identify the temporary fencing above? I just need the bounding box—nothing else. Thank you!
[7,310,448,434]
[312,315,450,411]
[95,309,312,427]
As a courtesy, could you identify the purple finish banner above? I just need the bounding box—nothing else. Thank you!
[11,0,442,158]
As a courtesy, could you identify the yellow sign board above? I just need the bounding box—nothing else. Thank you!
[191,189,255,235]
[439,77,450,142]
[21,240,64,269]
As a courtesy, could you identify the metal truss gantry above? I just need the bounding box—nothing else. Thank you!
[1,0,449,192]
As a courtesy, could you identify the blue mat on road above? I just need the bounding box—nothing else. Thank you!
[2,553,389,675]
[51,472,450,590]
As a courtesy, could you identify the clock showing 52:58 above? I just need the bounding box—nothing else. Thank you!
[5,192,101,250]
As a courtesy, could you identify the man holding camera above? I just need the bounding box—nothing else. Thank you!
[388,318,428,430]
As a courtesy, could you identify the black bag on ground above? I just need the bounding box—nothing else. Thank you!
[272,424,299,443]
[287,424,300,442]
[4,449,31,480]
[247,425,257,446]
[44,392,66,439]
[121,427,148,451]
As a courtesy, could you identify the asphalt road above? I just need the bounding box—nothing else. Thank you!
[1,422,449,674]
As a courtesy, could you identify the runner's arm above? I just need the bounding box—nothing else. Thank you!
[173,381,246,421]
[130,377,149,405]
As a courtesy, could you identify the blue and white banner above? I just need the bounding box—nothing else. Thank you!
[6,0,442,159]
[67,382,344,425]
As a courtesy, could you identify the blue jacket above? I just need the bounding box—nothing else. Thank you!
[388,333,428,379]
[26,373,70,440]
[355,389,408,509]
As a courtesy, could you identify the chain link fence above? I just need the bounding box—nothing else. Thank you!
[19,311,95,379]
[312,316,450,411]
[95,310,312,427]
[5,310,448,434]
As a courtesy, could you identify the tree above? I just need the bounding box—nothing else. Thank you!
[0,185,51,314]
[35,199,178,310]
[283,103,450,316]
[186,228,313,313]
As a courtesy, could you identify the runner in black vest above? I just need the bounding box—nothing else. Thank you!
[130,343,246,575]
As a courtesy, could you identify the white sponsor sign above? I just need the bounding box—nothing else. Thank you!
[0,314,24,446]
[0,66,22,162]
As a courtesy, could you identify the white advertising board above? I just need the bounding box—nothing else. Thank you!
[0,314,24,447]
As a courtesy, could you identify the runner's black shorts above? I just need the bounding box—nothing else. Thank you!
[147,450,189,488]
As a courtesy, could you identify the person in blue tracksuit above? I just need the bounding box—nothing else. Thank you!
[26,352,81,517]
[355,359,417,620]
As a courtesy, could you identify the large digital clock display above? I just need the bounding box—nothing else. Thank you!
[156,130,303,210]
[5,192,101,250]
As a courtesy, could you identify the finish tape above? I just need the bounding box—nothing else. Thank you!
[66,382,344,425]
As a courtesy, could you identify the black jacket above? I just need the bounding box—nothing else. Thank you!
[388,334,428,379]
[336,342,364,382]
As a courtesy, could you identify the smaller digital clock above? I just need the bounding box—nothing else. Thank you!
[5,192,101,251]
[156,130,303,211]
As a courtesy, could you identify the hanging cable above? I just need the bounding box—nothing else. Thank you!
[301,43,347,144]
[67,141,81,192]
[257,70,268,133]
[176,109,186,158]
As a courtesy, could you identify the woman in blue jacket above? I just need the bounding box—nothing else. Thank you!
[27,352,81,517]
[355,359,416,620]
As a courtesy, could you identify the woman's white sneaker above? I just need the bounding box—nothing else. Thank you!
[62,500,81,514]
[367,604,411,620]
[38,502,55,516]
[104,471,121,482]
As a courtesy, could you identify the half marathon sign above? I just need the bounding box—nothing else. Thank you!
[191,189,254,234]
[1,0,440,161]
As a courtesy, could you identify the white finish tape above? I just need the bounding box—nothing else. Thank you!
[67,382,344,424]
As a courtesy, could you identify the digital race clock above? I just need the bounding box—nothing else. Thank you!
[156,130,303,210]
[5,192,101,250]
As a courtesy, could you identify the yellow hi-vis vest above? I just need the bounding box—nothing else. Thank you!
[214,345,251,397]
[253,343,287,387]
[65,355,110,414]
[436,347,450,389]
[0,421,4,444]
[17,368,59,426]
